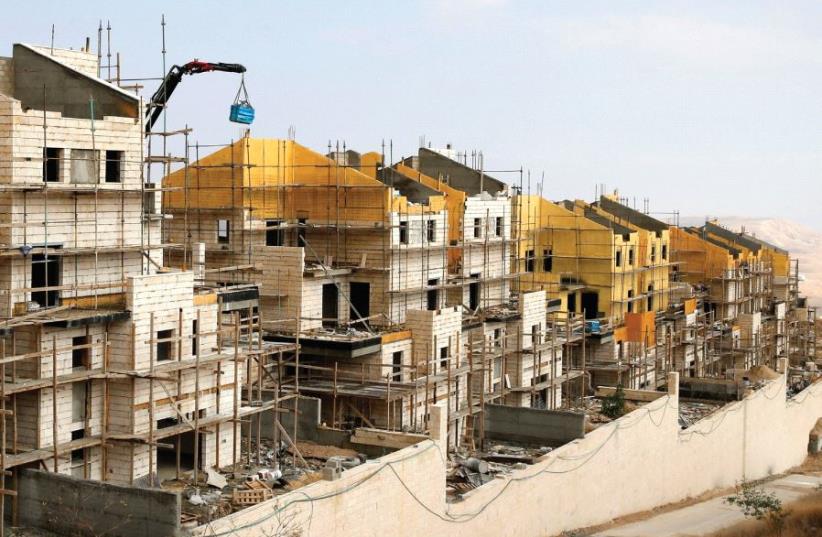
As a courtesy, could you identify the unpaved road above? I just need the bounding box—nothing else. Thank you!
[594,474,822,537]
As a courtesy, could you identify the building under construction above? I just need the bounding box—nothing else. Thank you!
[0,38,818,536]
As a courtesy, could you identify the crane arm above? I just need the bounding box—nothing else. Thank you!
[145,61,247,135]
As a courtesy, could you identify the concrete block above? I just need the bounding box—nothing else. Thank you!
[483,404,585,447]
[18,469,181,537]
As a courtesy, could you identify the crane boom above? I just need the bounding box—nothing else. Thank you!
[145,60,247,135]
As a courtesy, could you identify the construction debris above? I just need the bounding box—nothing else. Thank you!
[0,31,818,537]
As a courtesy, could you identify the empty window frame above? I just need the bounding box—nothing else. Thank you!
[427,278,439,311]
[525,250,535,272]
[105,150,123,182]
[70,149,97,184]
[650,245,656,262]
[662,244,668,260]
[72,335,89,369]
[399,220,409,244]
[192,319,199,356]
[439,346,449,370]
[473,218,482,238]
[266,220,284,246]
[495,216,503,237]
[627,290,634,313]
[543,249,553,272]
[493,328,503,347]
[156,329,174,362]
[469,275,480,311]
[31,252,60,308]
[217,220,230,244]
[392,351,403,381]
[615,250,622,267]
[43,147,62,182]
[72,382,88,422]
[426,219,436,242]
[628,248,635,266]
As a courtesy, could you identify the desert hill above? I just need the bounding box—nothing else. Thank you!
[680,217,822,307]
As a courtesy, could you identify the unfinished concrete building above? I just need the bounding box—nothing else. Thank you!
[592,194,672,315]
[161,137,575,459]
[515,195,642,323]
[0,45,299,533]
[510,192,788,390]
[385,152,565,410]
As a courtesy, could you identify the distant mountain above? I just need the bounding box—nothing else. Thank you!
[680,217,822,307]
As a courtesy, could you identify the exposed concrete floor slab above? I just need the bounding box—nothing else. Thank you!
[594,474,822,537]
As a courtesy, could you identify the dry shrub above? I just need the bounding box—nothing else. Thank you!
[711,491,822,537]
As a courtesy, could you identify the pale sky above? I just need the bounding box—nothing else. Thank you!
[3,1,821,228]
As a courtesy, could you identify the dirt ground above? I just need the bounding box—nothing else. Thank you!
[566,453,822,537]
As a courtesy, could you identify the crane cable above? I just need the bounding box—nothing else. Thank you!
[233,73,252,108]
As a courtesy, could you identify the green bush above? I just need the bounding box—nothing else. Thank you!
[601,385,626,419]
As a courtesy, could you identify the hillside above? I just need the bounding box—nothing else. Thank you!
[681,217,822,307]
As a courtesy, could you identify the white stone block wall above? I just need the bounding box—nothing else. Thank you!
[407,307,462,375]
[0,57,12,96]
[30,46,99,78]
[197,372,822,537]
[0,101,142,186]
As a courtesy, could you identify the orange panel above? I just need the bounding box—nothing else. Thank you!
[625,311,655,345]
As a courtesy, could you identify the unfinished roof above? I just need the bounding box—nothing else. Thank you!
[11,43,138,119]
[597,196,668,233]
[558,200,576,212]
[378,167,443,204]
[583,208,635,236]
[738,232,788,255]
[703,221,762,253]
[403,147,507,196]
[685,227,742,257]
[165,138,444,221]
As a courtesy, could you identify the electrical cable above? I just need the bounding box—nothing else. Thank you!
[201,396,676,534]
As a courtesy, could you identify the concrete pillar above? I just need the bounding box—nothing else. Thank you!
[429,402,448,459]
[667,372,679,398]
[192,242,205,280]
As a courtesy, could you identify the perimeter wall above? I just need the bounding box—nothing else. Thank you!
[195,360,822,537]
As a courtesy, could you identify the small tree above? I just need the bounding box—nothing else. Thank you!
[725,481,787,535]
[601,385,626,419]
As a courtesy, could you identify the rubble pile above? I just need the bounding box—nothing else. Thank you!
[678,401,722,429]
[446,443,552,500]
[164,440,365,527]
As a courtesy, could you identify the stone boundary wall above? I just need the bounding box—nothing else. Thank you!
[18,469,181,537]
[195,364,822,537]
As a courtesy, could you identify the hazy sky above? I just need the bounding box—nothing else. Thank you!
[3,1,821,228]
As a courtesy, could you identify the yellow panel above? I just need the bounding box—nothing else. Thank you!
[194,293,218,306]
[382,330,412,344]
[165,138,442,225]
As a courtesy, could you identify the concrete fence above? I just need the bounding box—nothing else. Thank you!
[195,362,822,537]
[19,469,181,537]
[483,403,586,447]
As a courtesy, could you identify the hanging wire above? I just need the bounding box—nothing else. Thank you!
[233,73,252,107]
